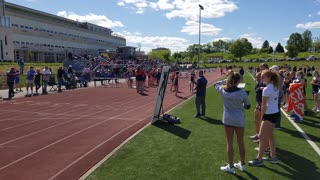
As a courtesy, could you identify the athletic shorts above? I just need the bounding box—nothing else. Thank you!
[26,80,34,84]
[263,112,280,124]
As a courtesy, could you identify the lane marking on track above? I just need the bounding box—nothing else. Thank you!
[247,71,320,156]
[78,71,222,180]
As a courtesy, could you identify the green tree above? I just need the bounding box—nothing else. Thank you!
[212,40,230,52]
[312,40,320,52]
[229,38,253,61]
[302,30,312,52]
[268,46,274,54]
[287,32,303,52]
[275,43,285,53]
[286,44,299,58]
[262,40,270,49]
[148,50,171,62]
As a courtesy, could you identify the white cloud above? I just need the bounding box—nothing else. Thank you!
[113,31,190,52]
[57,11,124,28]
[181,21,222,36]
[296,21,320,29]
[165,0,238,20]
[213,37,232,42]
[283,37,289,41]
[240,34,276,48]
[117,1,125,6]
[117,0,238,20]
[117,0,149,14]
[308,14,313,18]
[150,0,175,10]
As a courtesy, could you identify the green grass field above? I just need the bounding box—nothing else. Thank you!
[87,72,320,180]
[202,61,320,70]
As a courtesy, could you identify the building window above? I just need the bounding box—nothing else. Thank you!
[0,40,3,60]
[5,36,7,45]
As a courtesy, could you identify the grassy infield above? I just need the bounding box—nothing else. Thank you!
[87,72,320,180]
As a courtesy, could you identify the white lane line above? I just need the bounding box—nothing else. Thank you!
[247,71,320,156]
[78,71,222,180]
[0,100,156,171]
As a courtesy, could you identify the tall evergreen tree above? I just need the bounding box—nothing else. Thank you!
[275,43,285,53]
[262,40,270,49]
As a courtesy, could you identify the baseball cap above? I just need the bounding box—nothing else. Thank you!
[270,65,279,71]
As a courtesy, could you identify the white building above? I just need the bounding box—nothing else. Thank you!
[0,0,126,62]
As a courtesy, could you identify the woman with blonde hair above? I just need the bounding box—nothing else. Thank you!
[249,69,280,166]
[214,72,251,173]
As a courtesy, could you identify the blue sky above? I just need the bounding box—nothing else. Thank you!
[5,0,320,52]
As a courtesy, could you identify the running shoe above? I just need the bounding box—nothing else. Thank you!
[234,162,246,171]
[248,158,263,167]
[262,156,278,164]
[220,164,235,174]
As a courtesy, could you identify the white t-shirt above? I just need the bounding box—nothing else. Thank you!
[262,83,279,114]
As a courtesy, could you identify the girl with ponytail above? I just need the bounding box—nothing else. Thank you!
[249,69,280,166]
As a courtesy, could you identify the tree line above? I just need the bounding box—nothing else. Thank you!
[148,30,316,63]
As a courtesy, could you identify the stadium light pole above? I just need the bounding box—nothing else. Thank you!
[198,4,204,66]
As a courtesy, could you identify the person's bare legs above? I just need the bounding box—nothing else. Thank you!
[224,126,235,165]
[235,127,245,164]
[254,108,261,136]
[257,121,274,160]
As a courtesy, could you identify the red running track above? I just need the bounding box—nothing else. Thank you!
[0,70,221,180]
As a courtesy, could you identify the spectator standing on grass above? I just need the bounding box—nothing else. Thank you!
[214,72,251,173]
[34,69,41,96]
[6,67,18,99]
[57,66,64,93]
[250,72,263,142]
[249,69,280,166]
[17,58,24,75]
[194,70,207,118]
[42,66,51,95]
[25,66,36,97]
[239,67,244,83]
[311,71,320,112]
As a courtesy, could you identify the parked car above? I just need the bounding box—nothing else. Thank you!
[306,55,316,61]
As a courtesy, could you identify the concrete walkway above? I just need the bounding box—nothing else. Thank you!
[0,79,127,100]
